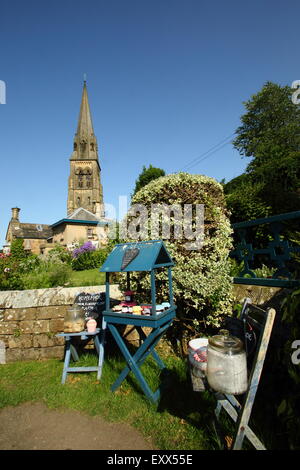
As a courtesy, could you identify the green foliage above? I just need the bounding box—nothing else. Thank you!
[69,268,105,287]
[0,254,24,291]
[233,82,300,166]
[132,164,165,197]
[224,172,272,222]
[227,82,300,220]
[18,255,41,274]
[124,172,233,338]
[21,262,72,289]
[71,248,109,271]
[10,239,28,261]
[47,244,72,264]
[225,176,272,224]
[229,259,275,278]
[0,270,24,291]
[0,240,109,290]
[277,287,300,449]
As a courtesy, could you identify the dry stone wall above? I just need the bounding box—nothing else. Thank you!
[232,284,283,306]
[0,283,287,363]
[0,285,121,362]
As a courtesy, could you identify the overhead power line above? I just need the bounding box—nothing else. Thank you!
[180,132,235,172]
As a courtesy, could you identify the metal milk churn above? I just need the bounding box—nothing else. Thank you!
[64,304,85,333]
[206,329,248,395]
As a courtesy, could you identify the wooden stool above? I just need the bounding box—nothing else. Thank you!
[57,329,104,384]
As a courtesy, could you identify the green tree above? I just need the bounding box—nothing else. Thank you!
[10,238,28,260]
[132,164,165,197]
[233,82,300,168]
[226,82,300,219]
[224,173,272,223]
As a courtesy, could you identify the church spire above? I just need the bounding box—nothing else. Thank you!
[76,80,94,138]
[71,81,98,161]
[67,81,104,218]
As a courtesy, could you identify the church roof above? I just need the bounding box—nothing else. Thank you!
[51,208,110,228]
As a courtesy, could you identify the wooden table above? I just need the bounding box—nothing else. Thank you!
[102,309,176,403]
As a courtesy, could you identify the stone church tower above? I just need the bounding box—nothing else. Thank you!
[67,81,104,218]
[4,81,110,255]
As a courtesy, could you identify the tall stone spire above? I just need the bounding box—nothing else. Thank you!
[76,80,94,138]
[67,81,104,218]
[72,81,98,161]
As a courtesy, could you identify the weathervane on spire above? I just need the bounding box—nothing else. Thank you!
[83,73,87,84]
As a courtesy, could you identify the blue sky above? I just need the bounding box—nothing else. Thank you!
[1,0,299,247]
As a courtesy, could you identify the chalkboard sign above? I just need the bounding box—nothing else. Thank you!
[74,292,106,320]
[121,247,140,270]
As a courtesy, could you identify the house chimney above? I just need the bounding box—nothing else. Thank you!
[11,207,20,221]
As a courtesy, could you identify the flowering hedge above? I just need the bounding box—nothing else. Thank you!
[71,241,109,271]
[122,172,233,333]
[72,241,96,258]
[0,251,24,290]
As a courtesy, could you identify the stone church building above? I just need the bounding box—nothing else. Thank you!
[4,82,110,255]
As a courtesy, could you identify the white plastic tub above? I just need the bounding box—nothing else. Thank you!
[188,338,208,377]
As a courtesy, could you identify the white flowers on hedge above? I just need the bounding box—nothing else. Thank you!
[124,172,233,328]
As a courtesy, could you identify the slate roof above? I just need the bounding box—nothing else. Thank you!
[67,207,100,222]
[10,223,53,240]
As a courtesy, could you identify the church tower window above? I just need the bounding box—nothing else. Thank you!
[78,169,84,188]
[86,174,92,187]
[80,139,87,153]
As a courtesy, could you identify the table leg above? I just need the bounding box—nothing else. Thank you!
[70,343,79,362]
[137,327,165,370]
[108,321,171,402]
[94,331,105,380]
[109,323,157,403]
[96,319,106,380]
[62,339,71,384]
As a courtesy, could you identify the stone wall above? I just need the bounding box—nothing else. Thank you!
[0,282,289,363]
[0,285,121,362]
[232,284,283,306]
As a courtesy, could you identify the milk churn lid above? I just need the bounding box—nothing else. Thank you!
[208,329,244,354]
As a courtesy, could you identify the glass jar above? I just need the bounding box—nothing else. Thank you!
[64,304,85,333]
[206,329,248,395]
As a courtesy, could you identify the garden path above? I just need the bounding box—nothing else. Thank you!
[0,402,155,450]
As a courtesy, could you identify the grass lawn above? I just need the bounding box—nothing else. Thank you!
[0,348,227,450]
[69,268,105,287]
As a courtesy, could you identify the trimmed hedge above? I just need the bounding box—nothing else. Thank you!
[122,172,233,334]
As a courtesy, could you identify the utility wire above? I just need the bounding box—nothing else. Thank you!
[180,132,235,172]
[183,139,233,171]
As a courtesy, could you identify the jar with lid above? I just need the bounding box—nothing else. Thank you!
[206,329,248,395]
[64,304,86,333]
